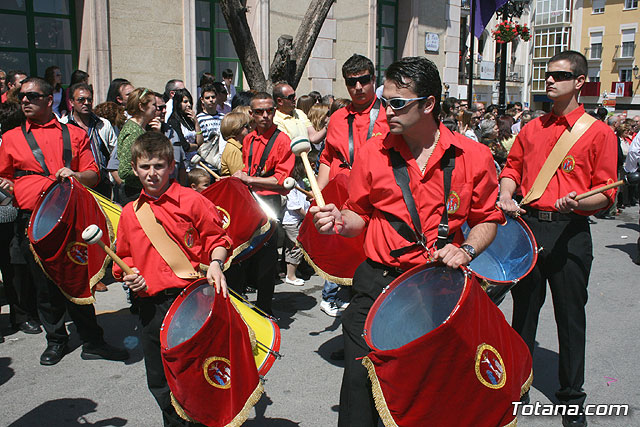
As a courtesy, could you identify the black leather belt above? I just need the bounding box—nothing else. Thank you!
[368,259,405,277]
[524,208,579,222]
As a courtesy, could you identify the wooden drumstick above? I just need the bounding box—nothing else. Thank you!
[283,177,314,199]
[82,225,135,276]
[190,154,221,180]
[290,137,325,207]
[575,171,640,201]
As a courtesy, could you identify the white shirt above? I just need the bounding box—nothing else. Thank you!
[624,132,640,173]
[283,184,310,225]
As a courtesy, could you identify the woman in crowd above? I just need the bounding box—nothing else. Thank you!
[44,66,67,117]
[307,103,329,153]
[497,115,516,152]
[296,95,315,116]
[479,118,508,172]
[167,88,202,156]
[220,110,252,176]
[458,110,478,142]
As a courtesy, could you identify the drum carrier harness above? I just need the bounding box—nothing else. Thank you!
[248,129,281,177]
[384,144,456,258]
[14,123,73,178]
[337,98,381,169]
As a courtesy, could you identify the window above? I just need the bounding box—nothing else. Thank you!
[620,29,635,58]
[620,68,633,82]
[592,0,605,13]
[624,0,638,9]
[533,27,570,59]
[535,0,571,25]
[195,0,242,88]
[588,68,600,82]
[376,0,398,86]
[532,61,547,92]
[0,0,77,84]
[589,32,603,59]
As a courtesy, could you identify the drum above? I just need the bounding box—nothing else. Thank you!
[201,177,274,265]
[160,279,264,426]
[362,264,532,427]
[87,186,122,234]
[28,178,114,304]
[297,174,366,285]
[461,215,538,305]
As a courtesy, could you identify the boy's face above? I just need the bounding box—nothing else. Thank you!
[132,155,175,197]
[191,177,210,193]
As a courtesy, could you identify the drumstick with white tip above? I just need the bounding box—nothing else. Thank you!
[82,224,135,275]
[290,137,325,207]
[283,177,314,199]
[190,154,221,180]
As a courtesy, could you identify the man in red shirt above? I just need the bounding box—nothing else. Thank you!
[0,77,128,366]
[498,51,617,427]
[231,92,294,315]
[311,57,503,427]
[0,70,27,104]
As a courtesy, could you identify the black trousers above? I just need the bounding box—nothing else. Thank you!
[339,259,399,427]
[138,293,204,427]
[15,216,104,346]
[511,215,592,407]
[3,221,38,325]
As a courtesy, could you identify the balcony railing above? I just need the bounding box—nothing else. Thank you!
[459,61,525,83]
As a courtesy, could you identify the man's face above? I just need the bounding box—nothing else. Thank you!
[169,81,185,99]
[277,84,296,115]
[223,76,232,86]
[250,98,276,131]
[19,81,52,122]
[215,88,227,105]
[459,101,468,111]
[345,71,375,107]
[474,103,485,116]
[470,111,482,127]
[382,79,431,135]
[117,84,134,106]
[71,88,93,115]
[9,73,27,90]
[132,155,175,198]
[545,59,584,101]
[155,96,166,120]
[201,91,216,112]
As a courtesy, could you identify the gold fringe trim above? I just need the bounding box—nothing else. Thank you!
[362,356,398,427]
[230,299,258,355]
[502,416,518,427]
[298,242,353,286]
[170,376,264,427]
[521,369,533,397]
[225,221,273,268]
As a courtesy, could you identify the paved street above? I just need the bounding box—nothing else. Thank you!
[1,208,638,427]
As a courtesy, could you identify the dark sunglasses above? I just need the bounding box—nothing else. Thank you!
[252,107,275,115]
[380,96,427,110]
[18,91,46,102]
[345,74,372,87]
[284,94,296,101]
[545,71,580,81]
[156,104,167,111]
[74,96,93,104]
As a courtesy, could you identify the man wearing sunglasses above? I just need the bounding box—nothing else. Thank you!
[498,51,617,427]
[0,77,129,366]
[1,70,28,104]
[317,54,389,189]
[311,57,504,427]
[272,81,325,145]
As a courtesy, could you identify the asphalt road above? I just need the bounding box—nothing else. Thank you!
[1,207,638,427]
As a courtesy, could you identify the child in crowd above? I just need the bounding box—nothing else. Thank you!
[188,167,211,192]
[112,132,232,426]
[282,156,310,286]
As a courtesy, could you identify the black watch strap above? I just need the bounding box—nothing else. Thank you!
[211,259,225,269]
[460,244,476,260]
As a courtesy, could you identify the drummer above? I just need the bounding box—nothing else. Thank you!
[311,57,504,427]
[112,131,232,426]
[0,76,129,366]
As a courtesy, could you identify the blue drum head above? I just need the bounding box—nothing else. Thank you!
[31,180,71,242]
[165,283,215,349]
[368,266,465,351]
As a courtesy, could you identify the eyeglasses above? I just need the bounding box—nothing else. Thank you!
[18,92,46,102]
[156,105,167,111]
[252,107,275,115]
[545,71,580,81]
[74,97,93,104]
[345,74,372,87]
[380,96,427,110]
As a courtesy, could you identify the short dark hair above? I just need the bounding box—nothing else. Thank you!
[222,69,234,79]
[548,50,588,77]
[213,82,227,96]
[200,84,216,97]
[231,90,254,110]
[199,72,216,88]
[131,131,174,166]
[342,54,375,79]
[442,97,459,116]
[7,70,27,86]
[70,70,90,85]
[106,78,131,104]
[0,101,25,134]
[69,83,93,99]
[385,56,441,119]
[595,106,608,121]
[251,92,274,107]
[21,77,53,97]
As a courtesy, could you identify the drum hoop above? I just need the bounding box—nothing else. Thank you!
[363,263,469,352]
[159,279,205,351]
[468,215,539,286]
[28,178,74,244]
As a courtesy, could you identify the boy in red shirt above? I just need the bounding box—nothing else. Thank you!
[113,131,232,426]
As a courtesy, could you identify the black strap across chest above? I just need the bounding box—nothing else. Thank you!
[384,145,456,258]
[340,98,382,169]
[16,122,72,178]
[248,129,281,177]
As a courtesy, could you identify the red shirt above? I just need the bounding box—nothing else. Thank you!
[0,93,7,104]
[113,181,233,296]
[344,124,504,271]
[242,124,294,196]
[500,105,618,215]
[320,98,389,179]
[0,117,98,211]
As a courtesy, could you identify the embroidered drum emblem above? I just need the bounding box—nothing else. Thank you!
[66,242,89,265]
[447,191,460,214]
[184,227,196,248]
[203,357,231,389]
[475,344,506,389]
[216,206,231,230]
[561,155,575,173]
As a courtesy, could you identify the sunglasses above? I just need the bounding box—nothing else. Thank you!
[252,107,275,115]
[380,96,427,110]
[156,105,167,111]
[74,97,93,104]
[283,94,296,101]
[545,71,580,81]
[345,74,372,87]
[18,91,46,102]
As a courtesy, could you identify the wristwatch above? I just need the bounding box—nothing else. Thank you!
[211,259,225,269]
[459,244,477,260]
